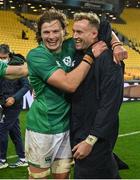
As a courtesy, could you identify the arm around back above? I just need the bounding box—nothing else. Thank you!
[47,61,91,93]
[27,48,92,93]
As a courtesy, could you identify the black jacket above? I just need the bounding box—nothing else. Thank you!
[0,77,29,109]
[70,49,124,148]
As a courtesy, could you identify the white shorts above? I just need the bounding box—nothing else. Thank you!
[25,130,72,169]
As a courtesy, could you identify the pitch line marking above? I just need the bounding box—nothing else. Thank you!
[118,130,140,137]
[7,155,18,159]
[7,131,140,160]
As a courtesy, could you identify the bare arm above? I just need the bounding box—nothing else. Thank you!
[91,33,128,64]
[111,31,128,62]
[5,64,28,79]
[47,44,108,93]
[111,31,120,44]
[47,60,91,93]
[98,20,127,62]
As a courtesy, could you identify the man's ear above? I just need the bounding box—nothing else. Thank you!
[92,30,98,39]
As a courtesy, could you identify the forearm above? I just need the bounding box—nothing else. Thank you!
[48,60,91,92]
[98,19,127,63]
[13,87,29,101]
[47,51,94,92]
[111,31,120,44]
[13,78,30,101]
[66,60,92,91]
[5,64,28,79]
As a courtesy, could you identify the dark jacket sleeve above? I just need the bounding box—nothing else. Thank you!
[98,19,112,47]
[90,50,123,141]
[12,77,30,101]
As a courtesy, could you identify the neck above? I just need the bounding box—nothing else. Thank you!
[91,37,98,46]
[49,47,62,54]
[83,38,99,52]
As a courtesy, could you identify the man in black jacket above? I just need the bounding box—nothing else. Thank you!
[0,44,30,169]
[70,13,124,179]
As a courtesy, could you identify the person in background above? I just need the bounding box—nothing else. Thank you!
[0,44,30,169]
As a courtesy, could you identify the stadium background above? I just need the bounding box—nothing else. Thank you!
[0,0,140,178]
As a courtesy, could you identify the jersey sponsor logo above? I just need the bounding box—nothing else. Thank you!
[62,56,73,67]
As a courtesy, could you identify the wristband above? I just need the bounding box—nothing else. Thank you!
[85,135,98,146]
[83,54,94,65]
[112,43,123,51]
[111,41,121,46]
[82,59,92,66]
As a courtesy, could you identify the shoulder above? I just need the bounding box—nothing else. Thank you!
[27,44,49,58]
[26,44,52,64]
[96,49,113,69]
[27,46,39,57]
[63,38,75,49]
[97,49,113,64]
[96,49,122,73]
[8,55,25,65]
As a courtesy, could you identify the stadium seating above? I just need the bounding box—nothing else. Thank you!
[1,9,140,81]
[112,8,140,45]
[111,8,140,80]
[0,10,37,57]
[21,13,39,21]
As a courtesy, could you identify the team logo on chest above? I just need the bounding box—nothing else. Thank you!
[62,56,72,67]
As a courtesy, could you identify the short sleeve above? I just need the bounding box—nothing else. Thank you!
[27,49,62,82]
[0,61,8,77]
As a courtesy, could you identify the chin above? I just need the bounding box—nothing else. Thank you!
[75,45,82,50]
[48,46,59,51]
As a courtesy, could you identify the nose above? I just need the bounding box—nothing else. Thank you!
[73,31,78,39]
[48,32,54,39]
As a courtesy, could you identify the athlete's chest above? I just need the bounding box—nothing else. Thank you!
[53,50,75,72]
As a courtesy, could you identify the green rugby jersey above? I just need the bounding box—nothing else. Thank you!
[0,61,7,78]
[26,38,75,134]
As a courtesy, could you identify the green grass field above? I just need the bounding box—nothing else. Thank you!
[0,101,140,179]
